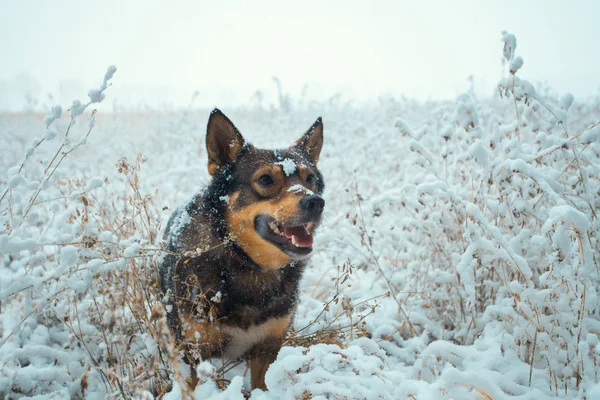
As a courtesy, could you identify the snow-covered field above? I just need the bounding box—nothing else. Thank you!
[2,33,600,399]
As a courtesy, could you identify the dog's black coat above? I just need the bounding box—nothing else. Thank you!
[158,113,324,366]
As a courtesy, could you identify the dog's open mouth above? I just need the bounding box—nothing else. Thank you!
[267,221,314,247]
[255,214,314,255]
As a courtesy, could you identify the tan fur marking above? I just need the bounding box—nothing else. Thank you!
[227,141,243,161]
[297,166,317,188]
[227,191,241,208]
[297,166,311,179]
[250,353,277,390]
[207,161,219,176]
[182,316,224,345]
[263,313,292,338]
[251,165,284,198]
[227,194,306,269]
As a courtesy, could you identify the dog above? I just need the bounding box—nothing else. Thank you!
[159,109,325,391]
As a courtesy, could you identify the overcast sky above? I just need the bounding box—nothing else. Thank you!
[1,0,599,110]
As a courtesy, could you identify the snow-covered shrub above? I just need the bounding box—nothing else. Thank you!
[339,32,600,398]
[0,68,194,399]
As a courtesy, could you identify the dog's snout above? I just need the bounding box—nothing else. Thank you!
[300,195,325,215]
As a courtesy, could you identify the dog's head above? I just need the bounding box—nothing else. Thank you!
[205,109,325,269]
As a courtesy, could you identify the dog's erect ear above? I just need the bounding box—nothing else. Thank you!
[294,117,323,165]
[206,109,245,176]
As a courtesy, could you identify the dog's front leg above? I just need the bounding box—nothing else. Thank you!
[249,350,278,391]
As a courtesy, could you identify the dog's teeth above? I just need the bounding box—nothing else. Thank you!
[269,221,282,235]
[291,235,299,247]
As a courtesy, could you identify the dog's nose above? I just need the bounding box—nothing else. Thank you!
[300,195,325,215]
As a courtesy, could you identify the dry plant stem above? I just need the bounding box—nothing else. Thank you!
[527,92,596,217]
[2,253,169,300]
[529,328,537,387]
[50,116,98,187]
[119,270,170,389]
[62,302,112,394]
[153,306,194,400]
[353,179,416,336]
[127,157,157,243]
[512,74,520,141]
[0,137,46,204]
[109,262,169,389]
[8,193,14,230]
[444,140,448,182]
[533,120,600,162]
[19,115,80,226]
[0,285,70,348]
[294,287,345,335]
[321,301,379,334]
[467,212,528,282]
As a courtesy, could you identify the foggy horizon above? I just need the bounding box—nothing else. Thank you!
[1,0,600,111]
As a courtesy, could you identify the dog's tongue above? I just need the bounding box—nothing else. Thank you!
[283,226,313,247]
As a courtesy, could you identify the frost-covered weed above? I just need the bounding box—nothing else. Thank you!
[0,67,189,399]
[349,32,600,398]
[2,32,600,399]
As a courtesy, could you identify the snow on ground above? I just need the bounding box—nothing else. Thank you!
[2,34,600,399]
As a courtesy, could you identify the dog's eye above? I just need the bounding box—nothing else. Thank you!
[306,174,315,185]
[258,174,275,186]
